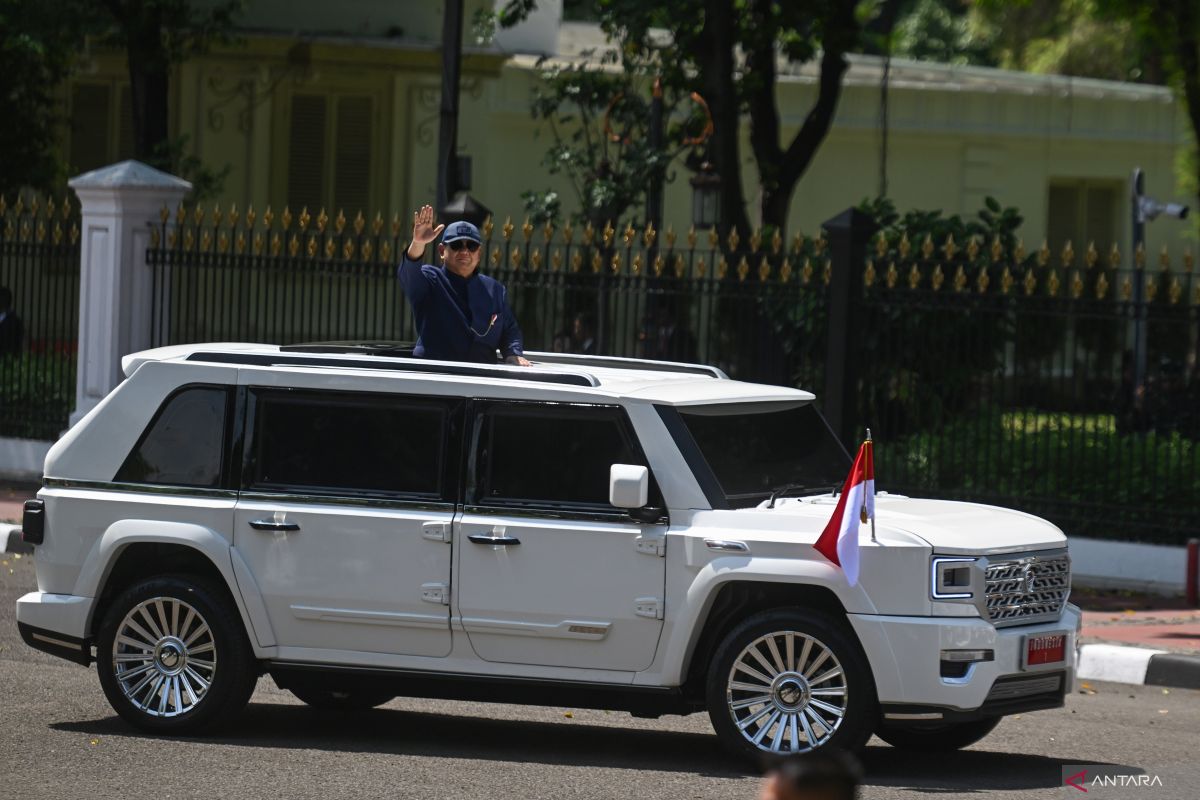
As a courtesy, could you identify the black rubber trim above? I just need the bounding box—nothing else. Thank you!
[654,405,728,510]
[187,351,599,387]
[880,670,1066,725]
[17,622,91,666]
[1145,654,1200,690]
[269,663,694,716]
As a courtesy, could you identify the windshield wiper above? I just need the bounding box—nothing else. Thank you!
[765,483,834,508]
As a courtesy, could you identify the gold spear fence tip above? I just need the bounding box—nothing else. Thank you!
[966,236,979,262]
[623,220,635,247]
[1109,242,1120,268]
[503,217,515,242]
[1160,244,1171,271]
[334,209,346,235]
[562,220,574,244]
[227,204,239,229]
[371,212,383,236]
[643,222,656,249]
[1085,241,1098,268]
[543,221,554,243]
[687,226,697,249]
[160,205,170,224]
[1061,240,1074,267]
[391,213,403,237]
[874,232,888,258]
[736,255,749,282]
[352,211,364,236]
[316,208,329,234]
[522,217,534,241]
[1135,241,1146,268]
[749,227,761,254]
[941,234,957,260]
[792,232,804,254]
[602,220,615,247]
[771,227,782,255]
[990,235,1003,263]
[1037,240,1050,267]
[1183,248,1194,273]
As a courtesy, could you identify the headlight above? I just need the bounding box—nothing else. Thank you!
[931,556,978,600]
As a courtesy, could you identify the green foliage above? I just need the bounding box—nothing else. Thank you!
[0,352,75,440]
[885,406,1200,544]
[0,0,86,193]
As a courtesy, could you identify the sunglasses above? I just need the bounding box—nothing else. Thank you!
[446,240,480,252]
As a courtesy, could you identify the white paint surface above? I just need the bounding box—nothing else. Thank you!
[1069,536,1189,595]
[1077,644,1166,684]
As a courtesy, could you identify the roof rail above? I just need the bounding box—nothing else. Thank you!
[185,351,601,387]
[525,351,728,380]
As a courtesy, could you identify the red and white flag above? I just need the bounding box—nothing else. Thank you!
[813,437,875,586]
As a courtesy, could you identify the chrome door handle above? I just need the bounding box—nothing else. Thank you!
[467,533,521,545]
[249,519,300,532]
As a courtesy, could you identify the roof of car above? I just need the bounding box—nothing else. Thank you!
[121,342,816,405]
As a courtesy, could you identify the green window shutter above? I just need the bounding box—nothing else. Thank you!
[70,84,112,173]
[333,96,373,217]
[288,94,328,213]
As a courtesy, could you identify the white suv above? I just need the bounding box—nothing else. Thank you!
[16,343,1079,759]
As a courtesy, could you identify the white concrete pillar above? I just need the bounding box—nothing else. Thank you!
[67,161,191,426]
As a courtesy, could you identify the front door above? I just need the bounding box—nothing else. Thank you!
[455,401,666,672]
[234,377,463,659]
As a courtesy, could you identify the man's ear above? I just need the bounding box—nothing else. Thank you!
[436,243,446,260]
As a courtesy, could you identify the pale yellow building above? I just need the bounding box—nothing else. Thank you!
[61,1,1193,257]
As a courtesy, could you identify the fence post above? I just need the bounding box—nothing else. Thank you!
[822,207,878,447]
[67,161,191,426]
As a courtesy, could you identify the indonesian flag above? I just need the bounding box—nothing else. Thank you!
[812,438,875,586]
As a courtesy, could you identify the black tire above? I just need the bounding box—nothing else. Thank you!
[96,574,257,734]
[705,608,877,762]
[288,684,395,712]
[875,716,1001,751]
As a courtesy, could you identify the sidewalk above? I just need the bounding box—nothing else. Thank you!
[3,483,1198,688]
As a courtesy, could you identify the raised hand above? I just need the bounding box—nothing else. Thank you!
[411,204,445,248]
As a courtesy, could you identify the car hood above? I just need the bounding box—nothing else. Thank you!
[764,493,1067,555]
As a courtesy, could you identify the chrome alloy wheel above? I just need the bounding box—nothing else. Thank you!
[111,596,217,717]
[725,630,848,753]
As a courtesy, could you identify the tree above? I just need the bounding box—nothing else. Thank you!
[0,0,84,193]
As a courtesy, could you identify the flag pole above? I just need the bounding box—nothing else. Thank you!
[866,428,876,542]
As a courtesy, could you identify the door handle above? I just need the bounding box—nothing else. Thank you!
[467,533,521,546]
[249,519,300,532]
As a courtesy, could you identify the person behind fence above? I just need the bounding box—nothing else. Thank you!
[0,286,23,357]
[553,311,596,354]
[398,205,530,366]
[758,752,862,800]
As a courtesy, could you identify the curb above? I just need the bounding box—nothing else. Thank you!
[1078,643,1200,690]
[2,523,31,555]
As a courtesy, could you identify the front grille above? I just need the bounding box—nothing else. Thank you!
[984,550,1070,627]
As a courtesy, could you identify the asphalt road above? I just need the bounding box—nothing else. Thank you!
[3,553,1199,800]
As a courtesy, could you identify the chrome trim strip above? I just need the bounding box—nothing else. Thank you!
[462,504,631,524]
[704,539,749,552]
[883,712,944,720]
[460,616,612,641]
[31,632,84,651]
[240,491,454,512]
[290,605,449,630]
[42,477,237,499]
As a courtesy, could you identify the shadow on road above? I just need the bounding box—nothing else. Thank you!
[53,701,1129,790]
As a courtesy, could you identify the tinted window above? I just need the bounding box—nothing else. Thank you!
[116,386,228,487]
[677,402,850,508]
[248,391,448,497]
[477,404,644,507]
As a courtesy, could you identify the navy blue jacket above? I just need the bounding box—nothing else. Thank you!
[397,253,524,362]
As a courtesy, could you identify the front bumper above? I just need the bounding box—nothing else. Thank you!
[848,602,1082,714]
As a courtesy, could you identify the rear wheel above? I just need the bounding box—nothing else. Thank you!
[288,684,395,711]
[705,608,876,761]
[96,575,257,734]
[875,717,1001,750]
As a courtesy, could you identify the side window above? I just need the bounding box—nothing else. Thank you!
[116,386,229,487]
[246,390,449,498]
[474,404,647,509]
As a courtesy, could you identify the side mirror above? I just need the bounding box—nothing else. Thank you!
[609,463,649,509]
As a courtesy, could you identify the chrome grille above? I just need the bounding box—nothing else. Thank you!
[984,551,1070,627]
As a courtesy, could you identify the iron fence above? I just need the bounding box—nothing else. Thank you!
[0,194,80,440]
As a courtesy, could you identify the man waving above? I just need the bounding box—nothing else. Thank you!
[398,204,530,365]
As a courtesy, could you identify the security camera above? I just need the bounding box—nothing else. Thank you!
[1138,197,1190,221]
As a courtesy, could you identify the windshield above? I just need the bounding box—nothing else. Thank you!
[669,401,852,509]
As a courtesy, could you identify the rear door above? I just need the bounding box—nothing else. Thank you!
[233,372,463,659]
[455,401,667,672]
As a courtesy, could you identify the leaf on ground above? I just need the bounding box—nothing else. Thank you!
[563,712,574,719]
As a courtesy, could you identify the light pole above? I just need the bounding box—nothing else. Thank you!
[1130,167,1190,410]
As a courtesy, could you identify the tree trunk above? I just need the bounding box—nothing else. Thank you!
[125,6,171,165]
[1167,0,1200,213]
[701,0,751,239]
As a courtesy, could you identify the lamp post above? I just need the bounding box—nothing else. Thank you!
[1130,167,1190,410]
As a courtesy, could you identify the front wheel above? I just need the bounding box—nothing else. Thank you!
[705,608,876,761]
[96,574,257,734]
[875,717,1001,751]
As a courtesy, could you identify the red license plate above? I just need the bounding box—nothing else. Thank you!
[1026,634,1066,666]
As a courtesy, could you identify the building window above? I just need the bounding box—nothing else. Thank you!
[1046,180,1121,255]
[284,92,375,215]
[68,82,135,174]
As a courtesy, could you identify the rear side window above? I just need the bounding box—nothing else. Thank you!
[116,386,229,487]
[246,390,450,498]
[473,403,648,509]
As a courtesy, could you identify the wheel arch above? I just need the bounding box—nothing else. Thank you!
[80,520,275,653]
[679,580,870,703]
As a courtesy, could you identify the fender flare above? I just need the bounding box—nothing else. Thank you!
[658,556,878,685]
[77,519,276,652]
